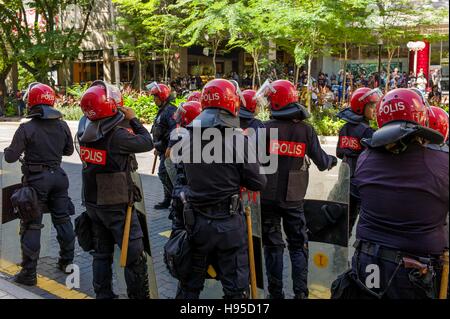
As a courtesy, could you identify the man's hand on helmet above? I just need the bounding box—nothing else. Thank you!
[119,106,136,121]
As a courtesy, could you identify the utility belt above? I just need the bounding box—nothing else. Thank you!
[21,162,59,175]
[353,239,443,299]
[354,240,442,270]
[183,194,241,234]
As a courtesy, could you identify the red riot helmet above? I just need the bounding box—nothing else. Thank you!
[350,87,382,115]
[146,82,171,102]
[376,88,428,128]
[186,91,202,103]
[239,90,258,119]
[173,101,202,127]
[23,82,56,108]
[255,79,298,111]
[242,90,258,113]
[200,79,245,116]
[80,80,123,121]
[427,106,449,141]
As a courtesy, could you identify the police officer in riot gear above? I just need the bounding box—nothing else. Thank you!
[168,101,202,227]
[426,106,449,152]
[147,82,177,209]
[175,79,267,299]
[336,88,381,235]
[239,89,265,133]
[256,79,337,299]
[4,82,75,285]
[77,81,153,299]
[186,91,202,103]
[332,88,448,299]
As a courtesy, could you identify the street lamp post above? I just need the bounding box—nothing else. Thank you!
[407,41,426,76]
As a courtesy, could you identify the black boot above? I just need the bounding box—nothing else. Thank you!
[14,268,37,286]
[154,199,171,210]
[57,259,74,274]
[294,292,308,299]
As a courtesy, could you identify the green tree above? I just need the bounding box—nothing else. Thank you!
[0,0,94,84]
[324,0,372,106]
[227,0,272,88]
[366,0,446,92]
[272,0,332,112]
[146,0,184,83]
[114,0,184,84]
[113,0,159,89]
[178,0,235,76]
[0,30,14,112]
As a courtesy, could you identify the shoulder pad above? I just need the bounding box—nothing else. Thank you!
[336,108,364,124]
[187,108,239,128]
[362,122,444,148]
[271,102,310,121]
[77,112,125,143]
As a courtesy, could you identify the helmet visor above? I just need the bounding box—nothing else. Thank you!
[359,88,382,104]
[230,80,246,108]
[145,81,161,95]
[91,80,122,106]
[22,82,41,105]
[173,103,187,124]
[255,79,276,107]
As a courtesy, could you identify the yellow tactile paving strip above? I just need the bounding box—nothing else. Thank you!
[0,259,92,299]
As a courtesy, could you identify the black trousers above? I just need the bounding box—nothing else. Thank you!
[158,154,173,201]
[86,205,149,299]
[176,213,249,299]
[261,204,309,298]
[20,167,75,271]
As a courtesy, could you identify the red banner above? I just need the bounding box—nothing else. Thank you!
[409,40,430,86]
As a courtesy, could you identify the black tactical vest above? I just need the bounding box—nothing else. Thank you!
[79,128,132,207]
[337,121,372,176]
[261,119,311,208]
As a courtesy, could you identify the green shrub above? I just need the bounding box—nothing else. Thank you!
[5,101,18,117]
[56,105,84,121]
[123,94,158,124]
[66,83,90,99]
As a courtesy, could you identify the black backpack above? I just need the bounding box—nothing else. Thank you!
[163,229,192,280]
[10,184,41,223]
[74,211,94,252]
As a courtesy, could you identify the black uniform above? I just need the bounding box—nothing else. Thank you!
[4,107,75,277]
[77,116,153,299]
[240,117,265,132]
[151,99,177,206]
[177,125,267,299]
[336,108,374,235]
[332,142,448,299]
[261,119,336,299]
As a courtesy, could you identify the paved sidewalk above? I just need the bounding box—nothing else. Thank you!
[0,276,42,299]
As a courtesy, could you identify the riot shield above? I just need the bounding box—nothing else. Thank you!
[200,190,265,299]
[0,154,52,274]
[302,160,350,299]
[112,169,159,299]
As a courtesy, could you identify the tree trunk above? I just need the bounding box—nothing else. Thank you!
[252,50,261,88]
[212,39,220,77]
[385,48,395,93]
[306,54,312,113]
[0,76,7,115]
[341,41,349,108]
[293,64,298,86]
